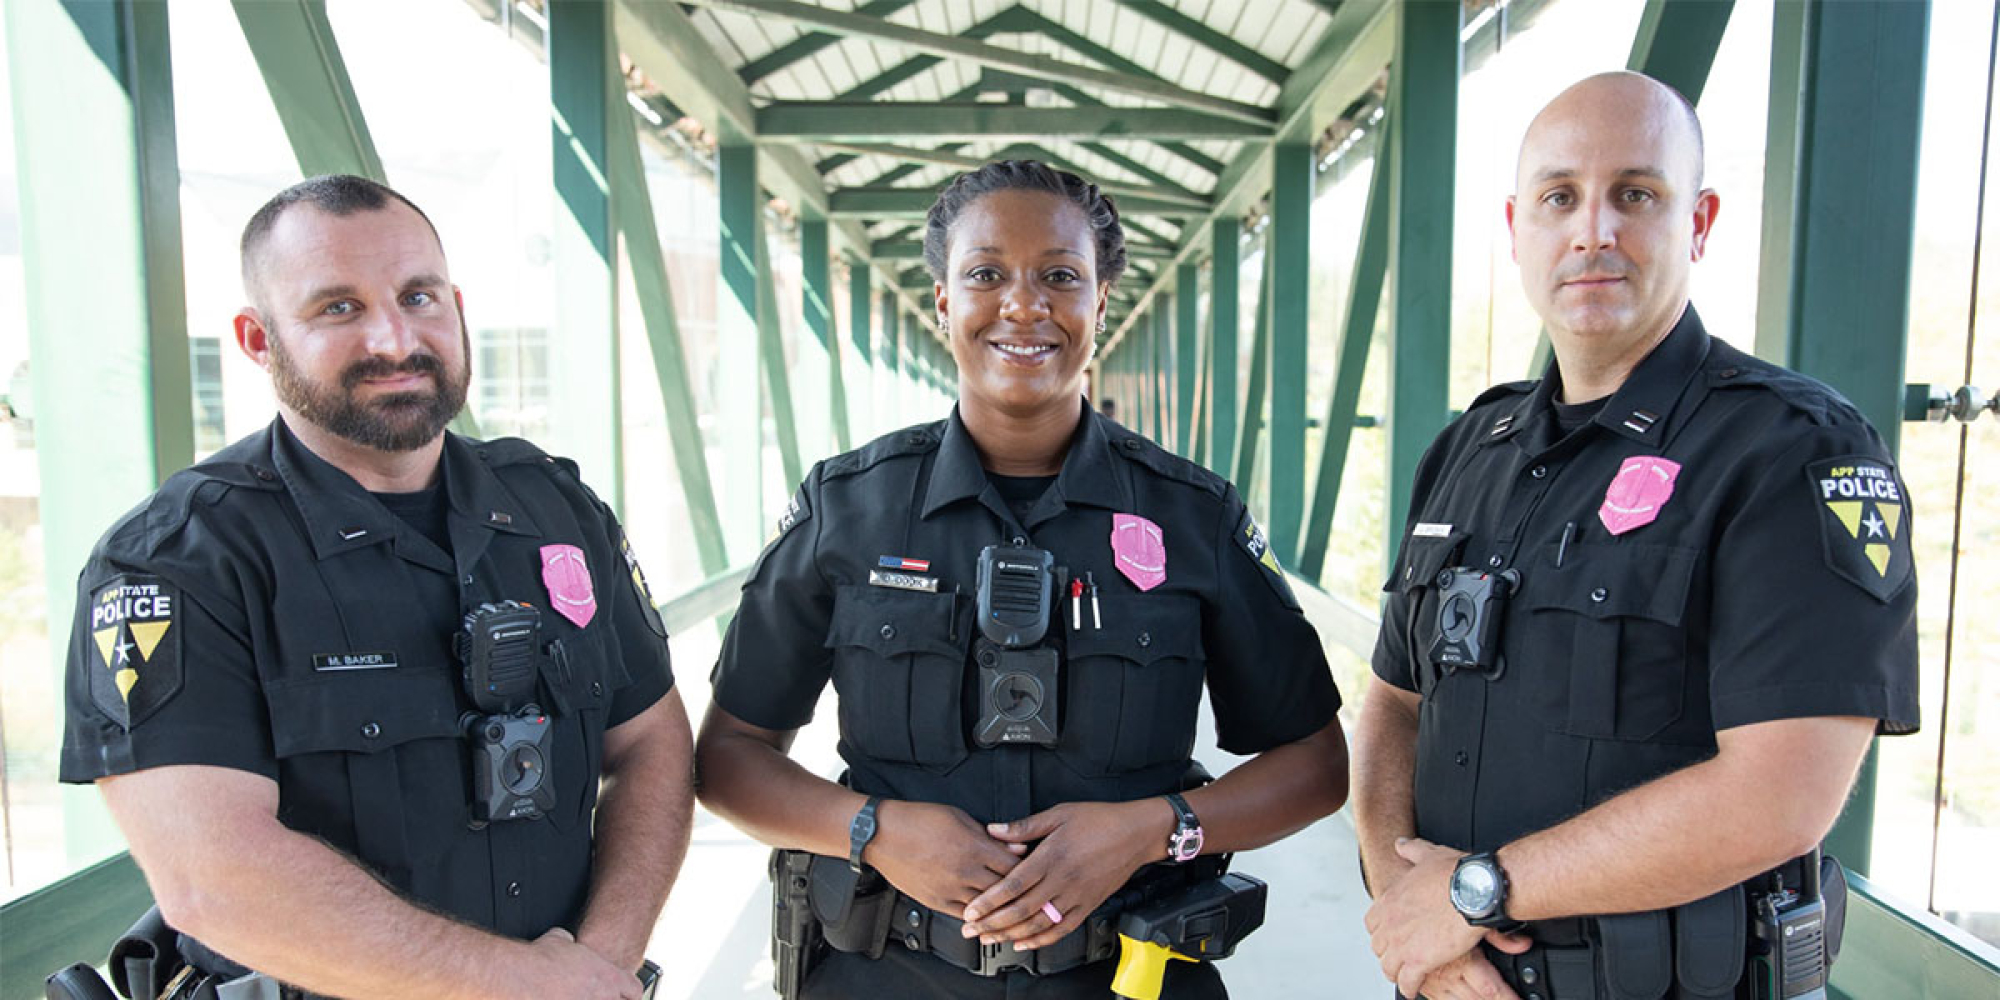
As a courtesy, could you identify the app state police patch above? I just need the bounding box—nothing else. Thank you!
[83,574,182,729]
[1234,509,1300,611]
[1808,456,1913,602]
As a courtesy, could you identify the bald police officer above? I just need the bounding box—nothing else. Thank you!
[59,175,692,1000]
[1355,74,1920,1000]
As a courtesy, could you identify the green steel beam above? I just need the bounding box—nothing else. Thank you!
[605,56,729,575]
[1628,0,1737,102]
[884,290,903,418]
[848,263,875,438]
[1268,143,1312,563]
[1235,248,1275,497]
[1107,0,1289,85]
[821,141,1211,210]
[759,103,1273,142]
[549,0,623,513]
[8,0,195,865]
[0,852,152,1000]
[1828,872,2000,999]
[1783,0,1929,878]
[682,0,1275,125]
[1299,125,1392,582]
[736,0,921,84]
[830,185,1206,219]
[758,230,804,490]
[1157,296,1175,446]
[1384,1,1459,558]
[1754,0,1809,363]
[230,0,383,179]
[1103,0,1393,350]
[804,221,852,452]
[1209,218,1241,476]
[1175,264,1200,454]
[1191,300,1212,468]
[718,143,767,560]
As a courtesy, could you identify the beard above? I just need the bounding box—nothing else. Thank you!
[269,323,471,453]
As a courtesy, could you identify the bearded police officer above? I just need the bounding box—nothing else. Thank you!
[58,176,692,1000]
[1355,74,1920,1000]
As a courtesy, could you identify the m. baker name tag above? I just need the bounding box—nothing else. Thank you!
[313,652,399,671]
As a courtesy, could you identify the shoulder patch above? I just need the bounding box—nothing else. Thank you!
[747,479,814,587]
[82,574,183,730]
[620,532,669,638]
[1807,456,1913,602]
[1233,508,1300,611]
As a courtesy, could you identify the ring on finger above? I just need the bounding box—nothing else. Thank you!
[1040,901,1064,924]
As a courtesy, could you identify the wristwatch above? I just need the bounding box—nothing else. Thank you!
[1450,851,1521,930]
[1164,792,1204,863]
[848,796,882,873]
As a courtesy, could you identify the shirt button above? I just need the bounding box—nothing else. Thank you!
[1590,587,1608,602]
[253,467,276,482]
[1487,555,1504,568]
[1136,632,1152,648]
[1122,439,1143,452]
[880,624,896,640]
[360,722,382,739]
[1521,966,1540,985]
[507,881,522,897]
[1719,367,1741,379]
[1012,536,1026,546]
[906,432,927,446]
[591,681,604,697]
[462,575,474,586]
[1529,464,1548,479]
[1454,750,1469,766]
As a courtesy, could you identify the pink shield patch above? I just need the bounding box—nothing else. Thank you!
[1110,514,1167,591]
[1598,456,1682,536]
[540,544,597,628]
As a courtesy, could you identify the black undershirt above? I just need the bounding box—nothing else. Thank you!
[1552,395,1611,435]
[372,483,452,553]
[987,472,1058,523]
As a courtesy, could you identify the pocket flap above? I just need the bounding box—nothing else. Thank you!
[266,670,463,757]
[823,585,963,659]
[1065,594,1202,666]
[1520,543,1697,624]
[1384,530,1467,594]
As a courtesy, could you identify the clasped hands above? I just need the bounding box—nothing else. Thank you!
[868,798,1166,953]
[1364,837,1532,1000]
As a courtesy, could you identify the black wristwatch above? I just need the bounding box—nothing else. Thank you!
[848,796,882,873]
[1450,851,1521,930]
[1163,792,1204,863]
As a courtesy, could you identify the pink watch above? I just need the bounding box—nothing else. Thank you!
[1164,792,1203,863]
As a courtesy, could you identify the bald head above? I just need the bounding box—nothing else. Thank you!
[1517,72,1705,197]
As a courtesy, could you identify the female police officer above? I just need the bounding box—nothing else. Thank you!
[695,161,1349,998]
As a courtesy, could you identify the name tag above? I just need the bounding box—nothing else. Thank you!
[313,651,399,671]
[1412,522,1454,538]
[868,569,939,594]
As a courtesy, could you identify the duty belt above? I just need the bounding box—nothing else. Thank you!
[883,892,1122,977]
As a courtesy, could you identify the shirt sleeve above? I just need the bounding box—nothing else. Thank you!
[601,513,675,729]
[60,553,275,782]
[1200,486,1342,755]
[709,466,837,731]
[1707,422,1921,734]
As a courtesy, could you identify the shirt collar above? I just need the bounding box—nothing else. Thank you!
[920,399,1132,520]
[1485,304,1713,449]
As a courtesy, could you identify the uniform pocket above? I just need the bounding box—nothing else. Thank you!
[1383,530,1466,692]
[1519,543,1696,740]
[1063,593,1204,775]
[823,585,968,772]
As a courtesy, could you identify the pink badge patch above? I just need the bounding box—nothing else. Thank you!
[540,544,597,628]
[1598,456,1682,536]
[1110,514,1167,591]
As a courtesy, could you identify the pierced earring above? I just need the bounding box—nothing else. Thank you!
[1096,317,1107,334]
[938,315,950,335]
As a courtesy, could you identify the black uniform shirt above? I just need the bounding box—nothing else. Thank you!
[61,419,674,940]
[711,403,1342,823]
[1371,307,1920,854]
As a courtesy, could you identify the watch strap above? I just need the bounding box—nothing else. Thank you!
[1164,792,1203,863]
[848,796,882,873]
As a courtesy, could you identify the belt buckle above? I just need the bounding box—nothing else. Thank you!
[974,940,1035,977]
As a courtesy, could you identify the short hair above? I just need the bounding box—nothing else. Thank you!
[922,160,1128,287]
[1660,80,1707,189]
[240,174,441,295]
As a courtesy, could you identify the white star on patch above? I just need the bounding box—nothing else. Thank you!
[114,638,134,664]
[1863,511,1887,538]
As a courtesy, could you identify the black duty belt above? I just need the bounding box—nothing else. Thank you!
[884,891,1122,977]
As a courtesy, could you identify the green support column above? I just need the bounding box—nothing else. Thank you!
[756,233,804,488]
[1210,219,1241,477]
[718,143,765,559]
[7,0,194,864]
[1235,249,1275,502]
[1783,0,1929,877]
[1191,304,1213,468]
[604,44,728,575]
[882,292,901,424]
[849,262,874,438]
[1300,124,1394,582]
[1175,263,1200,456]
[1154,295,1174,447]
[1385,1,1460,556]
[804,221,852,452]
[1628,0,1738,102]
[1269,142,1313,563]
[549,0,622,512]
[1755,0,1809,363]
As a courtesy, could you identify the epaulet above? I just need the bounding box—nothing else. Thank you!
[105,451,283,560]
[822,420,945,481]
[1467,379,1538,412]
[472,436,558,469]
[1703,341,1850,426]
[1107,429,1228,499]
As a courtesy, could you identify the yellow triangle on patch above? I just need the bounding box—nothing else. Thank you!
[93,627,119,668]
[1865,543,1891,577]
[1880,503,1902,539]
[130,621,171,661]
[115,668,138,702]
[1259,547,1284,578]
[1826,501,1864,538]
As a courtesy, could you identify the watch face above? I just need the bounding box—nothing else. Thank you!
[1451,861,1500,917]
